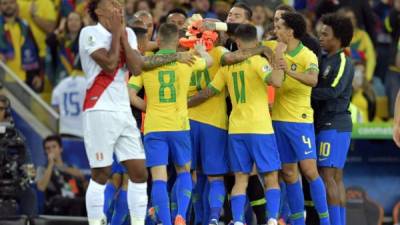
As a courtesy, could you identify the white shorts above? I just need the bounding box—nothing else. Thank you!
[83,110,145,168]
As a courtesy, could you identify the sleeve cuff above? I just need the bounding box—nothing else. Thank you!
[128,83,142,92]
[305,68,319,73]
[208,84,220,94]
[215,22,228,31]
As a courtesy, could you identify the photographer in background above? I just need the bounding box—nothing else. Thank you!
[0,94,37,217]
[35,135,87,216]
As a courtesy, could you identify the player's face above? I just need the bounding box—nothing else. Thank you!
[139,15,154,40]
[227,7,249,24]
[45,141,62,158]
[274,18,290,43]
[0,0,17,18]
[319,24,338,53]
[167,13,186,29]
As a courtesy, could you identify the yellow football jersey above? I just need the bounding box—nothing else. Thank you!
[128,49,206,134]
[188,46,229,130]
[209,55,274,134]
[263,40,319,123]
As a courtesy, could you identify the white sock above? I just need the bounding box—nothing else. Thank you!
[86,179,107,224]
[127,180,148,225]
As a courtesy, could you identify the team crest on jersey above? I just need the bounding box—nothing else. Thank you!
[87,35,95,46]
[262,65,272,73]
[323,65,331,79]
[291,64,297,71]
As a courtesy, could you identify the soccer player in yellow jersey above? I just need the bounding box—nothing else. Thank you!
[189,24,284,225]
[128,23,213,225]
[188,40,229,225]
[268,12,330,225]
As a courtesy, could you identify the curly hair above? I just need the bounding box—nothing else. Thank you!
[281,12,306,39]
[88,0,101,22]
[321,13,354,48]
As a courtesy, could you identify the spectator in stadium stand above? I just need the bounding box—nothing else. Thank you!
[133,0,151,14]
[125,0,136,22]
[0,0,42,92]
[351,54,377,123]
[50,63,86,139]
[386,37,400,119]
[316,0,377,44]
[240,0,283,10]
[251,4,273,41]
[17,0,57,92]
[36,135,87,216]
[55,0,88,34]
[339,7,377,82]
[188,0,218,19]
[46,11,84,86]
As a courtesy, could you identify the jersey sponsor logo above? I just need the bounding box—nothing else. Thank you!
[291,64,297,71]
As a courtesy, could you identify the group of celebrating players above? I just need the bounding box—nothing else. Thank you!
[78,1,355,225]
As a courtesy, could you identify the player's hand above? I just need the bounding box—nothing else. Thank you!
[275,42,287,55]
[110,8,123,35]
[177,51,195,66]
[194,40,207,54]
[274,57,287,71]
[262,46,273,62]
[393,122,400,148]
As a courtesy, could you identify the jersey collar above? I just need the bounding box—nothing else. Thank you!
[287,42,304,57]
[156,49,176,55]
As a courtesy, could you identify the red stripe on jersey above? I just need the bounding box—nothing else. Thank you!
[83,51,126,111]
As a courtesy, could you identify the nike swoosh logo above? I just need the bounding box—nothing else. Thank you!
[305,151,313,155]
[319,158,328,161]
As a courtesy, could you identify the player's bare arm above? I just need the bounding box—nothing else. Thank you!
[266,42,286,88]
[194,41,213,68]
[121,32,144,76]
[188,87,216,108]
[90,8,123,74]
[221,45,272,66]
[142,51,195,70]
[128,88,146,112]
[285,68,318,87]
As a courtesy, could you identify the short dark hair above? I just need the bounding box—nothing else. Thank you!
[88,0,101,22]
[234,24,257,42]
[158,23,179,43]
[321,13,354,47]
[167,8,187,18]
[232,2,252,20]
[281,12,306,39]
[275,4,295,13]
[43,135,62,149]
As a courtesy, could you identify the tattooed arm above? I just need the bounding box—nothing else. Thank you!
[221,45,272,66]
[142,51,195,70]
